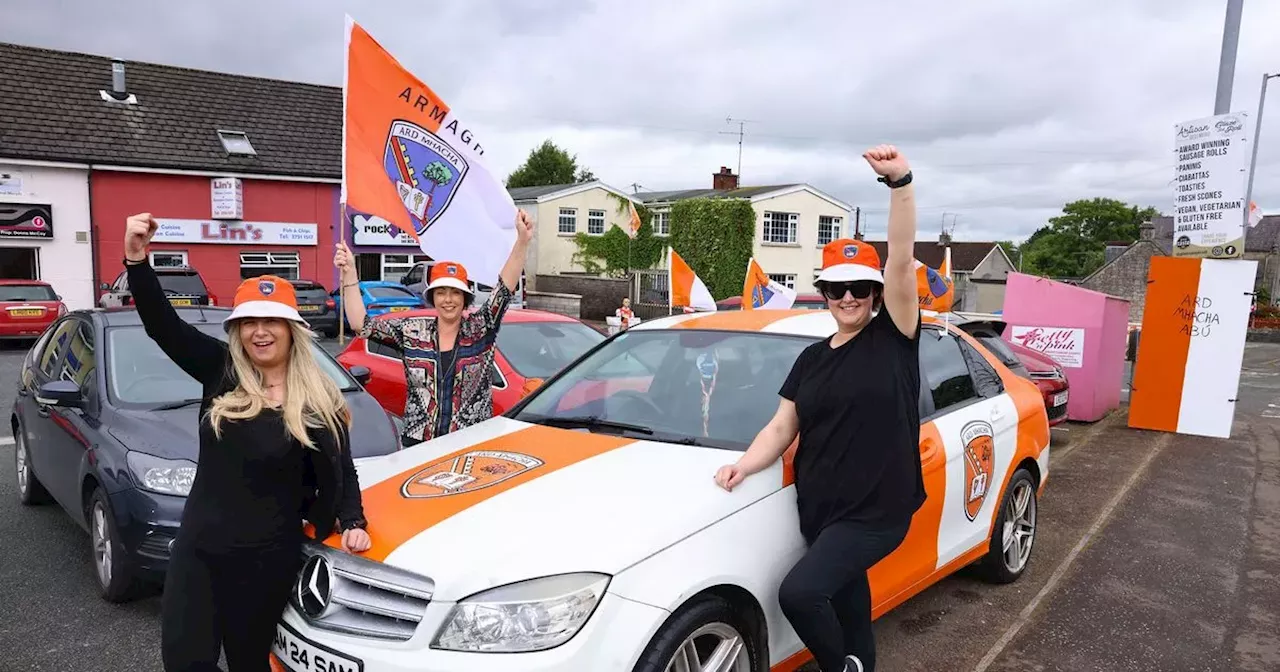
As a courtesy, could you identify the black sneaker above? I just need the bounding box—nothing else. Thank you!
[844,655,865,672]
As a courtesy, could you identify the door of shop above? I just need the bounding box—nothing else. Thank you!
[0,247,38,279]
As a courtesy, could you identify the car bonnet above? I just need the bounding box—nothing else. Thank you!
[317,415,786,602]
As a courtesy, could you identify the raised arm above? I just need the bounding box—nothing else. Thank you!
[333,241,370,334]
[123,213,227,387]
[864,144,919,338]
[468,209,536,337]
[497,209,535,294]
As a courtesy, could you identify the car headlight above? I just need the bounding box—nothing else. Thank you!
[431,573,610,653]
[126,451,196,497]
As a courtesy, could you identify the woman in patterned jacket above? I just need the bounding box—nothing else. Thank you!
[333,210,535,444]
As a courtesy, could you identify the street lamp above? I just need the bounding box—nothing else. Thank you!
[1243,72,1279,247]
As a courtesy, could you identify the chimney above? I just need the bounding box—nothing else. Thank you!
[1139,220,1154,240]
[111,59,126,94]
[939,230,952,246]
[712,166,739,191]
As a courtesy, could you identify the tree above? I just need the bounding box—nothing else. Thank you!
[505,140,595,188]
[1018,198,1161,278]
[571,195,667,276]
[669,199,757,300]
[422,161,454,195]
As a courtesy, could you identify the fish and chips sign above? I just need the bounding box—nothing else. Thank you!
[1171,112,1251,259]
[342,15,516,284]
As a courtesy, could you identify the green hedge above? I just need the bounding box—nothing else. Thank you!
[669,198,756,300]
[571,197,667,276]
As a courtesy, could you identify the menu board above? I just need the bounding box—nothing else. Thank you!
[1171,112,1251,259]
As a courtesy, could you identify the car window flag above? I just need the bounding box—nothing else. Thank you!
[741,258,796,310]
[341,15,516,285]
[669,248,717,312]
[915,257,955,312]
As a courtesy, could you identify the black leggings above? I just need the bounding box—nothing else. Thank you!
[161,539,303,671]
[778,518,910,672]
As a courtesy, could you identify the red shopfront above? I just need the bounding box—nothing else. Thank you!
[91,171,339,305]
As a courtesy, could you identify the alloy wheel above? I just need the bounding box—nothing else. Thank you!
[664,622,751,672]
[1001,480,1036,573]
[92,502,113,588]
[15,432,28,496]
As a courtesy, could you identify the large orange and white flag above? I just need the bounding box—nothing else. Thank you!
[1129,256,1255,439]
[669,249,717,312]
[342,16,516,284]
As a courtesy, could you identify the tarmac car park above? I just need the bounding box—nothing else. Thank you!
[269,308,1050,672]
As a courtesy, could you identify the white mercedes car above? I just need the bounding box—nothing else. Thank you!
[270,309,1050,672]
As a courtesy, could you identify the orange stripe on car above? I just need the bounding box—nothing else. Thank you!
[674,310,798,331]
[325,425,636,561]
[1127,256,1199,433]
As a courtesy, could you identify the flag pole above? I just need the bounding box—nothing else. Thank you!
[338,204,347,346]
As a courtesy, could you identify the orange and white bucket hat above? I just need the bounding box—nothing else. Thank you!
[815,238,885,285]
[424,261,473,305]
[223,275,307,330]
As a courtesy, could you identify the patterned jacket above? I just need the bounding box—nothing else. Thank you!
[359,282,512,442]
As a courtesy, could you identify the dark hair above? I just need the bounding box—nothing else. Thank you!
[427,286,474,309]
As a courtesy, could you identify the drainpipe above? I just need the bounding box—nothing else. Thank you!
[88,166,102,305]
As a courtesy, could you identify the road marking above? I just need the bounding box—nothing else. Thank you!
[0,436,13,447]
[971,431,1171,672]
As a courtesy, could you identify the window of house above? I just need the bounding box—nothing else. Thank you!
[818,216,842,245]
[150,251,188,268]
[588,209,606,236]
[763,211,798,244]
[217,130,257,155]
[767,273,796,289]
[239,252,300,280]
[382,254,430,283]
[558,208,577,234]
[653,211,670,236]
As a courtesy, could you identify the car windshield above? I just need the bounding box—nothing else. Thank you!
[0,285,57,301]
[157,273,207,295]
[106,322,358,407]
[368,285,417,300]
[495,322,606,378]
[513,329,814,450]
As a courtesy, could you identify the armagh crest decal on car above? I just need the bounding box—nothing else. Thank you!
[401,450,543,498]
[383,119,469,236]
[961,420,995,521]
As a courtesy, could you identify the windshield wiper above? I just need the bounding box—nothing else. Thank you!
[534,415,654,435]
[151,398,203,411]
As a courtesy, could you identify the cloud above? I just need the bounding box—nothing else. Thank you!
[4,0,1279,243]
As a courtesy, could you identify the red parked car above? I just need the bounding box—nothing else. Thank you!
[954,316,1070,426]
[336,307,607,418]
[0,280,67,341]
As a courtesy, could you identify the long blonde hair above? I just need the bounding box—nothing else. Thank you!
[207,321,351,450]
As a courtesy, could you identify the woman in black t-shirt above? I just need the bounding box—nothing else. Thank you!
[122,213,372,671]
[714,146,923,672]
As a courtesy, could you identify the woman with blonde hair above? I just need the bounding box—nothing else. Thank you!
[121,213,371,672]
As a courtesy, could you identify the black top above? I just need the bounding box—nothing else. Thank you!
[434,347,456,439]
[780,306,926,542]
[126,260,366,552]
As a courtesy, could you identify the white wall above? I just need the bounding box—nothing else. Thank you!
[528,188,635,277]
[0,163,95,310]
[750,189,851,293]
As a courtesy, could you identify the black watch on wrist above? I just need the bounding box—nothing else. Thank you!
[878,170,913,189]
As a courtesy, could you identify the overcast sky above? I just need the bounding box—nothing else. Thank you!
[5,0,1279,243]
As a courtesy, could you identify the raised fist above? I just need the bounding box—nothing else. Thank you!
[124,213,158,262]
[863,144,911,182]
[333,241,357,281]
[515,209,535,243]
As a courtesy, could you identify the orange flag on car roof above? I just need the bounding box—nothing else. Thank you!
[342,15,516,284]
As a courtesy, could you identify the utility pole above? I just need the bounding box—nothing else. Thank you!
[719,116,755,179]
[1242,73,1278,249]
[1215,0,1244,114]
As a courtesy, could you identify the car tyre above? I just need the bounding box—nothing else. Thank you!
[632,595,759,672]
[15,426,51,505]
[978,467,1038,584]
[87,486,141,603]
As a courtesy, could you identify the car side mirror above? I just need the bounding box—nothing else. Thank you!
[348,365,372,385]
[37,380,83,408]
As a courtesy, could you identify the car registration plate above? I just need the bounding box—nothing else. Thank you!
[299,304,322,313]
[1053,391,1069,407]
[272,621,363,672]
[9,308,43,317]
[169,298,193,306]
[389,306,410,312]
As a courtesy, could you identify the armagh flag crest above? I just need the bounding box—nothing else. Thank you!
[342,16,515,283]
[742,258,796,310]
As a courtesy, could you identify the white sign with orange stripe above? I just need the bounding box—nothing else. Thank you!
[1130,256,1256,438]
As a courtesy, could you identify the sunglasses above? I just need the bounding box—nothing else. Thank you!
[819,281,878,301]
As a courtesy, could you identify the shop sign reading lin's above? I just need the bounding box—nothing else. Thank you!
[341,15,516,284]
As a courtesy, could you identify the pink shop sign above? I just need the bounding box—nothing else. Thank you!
[1008,326,1085,368]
